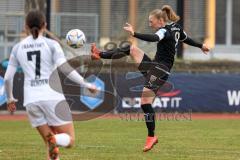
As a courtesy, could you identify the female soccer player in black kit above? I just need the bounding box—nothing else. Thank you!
[91,5,210,152]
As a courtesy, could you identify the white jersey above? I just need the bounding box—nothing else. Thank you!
[9,35,66,106]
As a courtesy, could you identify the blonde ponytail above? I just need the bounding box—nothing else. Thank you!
[149,9,168,22]
[162,5,180,22]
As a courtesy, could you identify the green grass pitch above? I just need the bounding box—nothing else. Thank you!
[0,119,240,160]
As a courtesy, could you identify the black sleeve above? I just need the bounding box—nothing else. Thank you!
[178,25,187,41]
[133,32,159,42]
[179,30,187,41]
[183,37,203,48]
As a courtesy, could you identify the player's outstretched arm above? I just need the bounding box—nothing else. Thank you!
[56,59,97,94]
[182,37,210,54]
[123,23,160,42]
[52,42,97,93]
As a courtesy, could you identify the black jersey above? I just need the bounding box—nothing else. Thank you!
[133,22,203,70]
[154,23,187,69]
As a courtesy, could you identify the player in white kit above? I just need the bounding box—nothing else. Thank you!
[4,10,96,160]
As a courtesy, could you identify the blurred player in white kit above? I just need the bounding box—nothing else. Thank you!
[4,10,96,160]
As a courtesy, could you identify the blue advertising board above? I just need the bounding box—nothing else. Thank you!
[1,69,240,113]
[116,73,240,112]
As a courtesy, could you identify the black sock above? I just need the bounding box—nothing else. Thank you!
[100,44,130,59]
[141,104,155,137]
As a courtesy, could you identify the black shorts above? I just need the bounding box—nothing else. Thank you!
[138,54,170,93]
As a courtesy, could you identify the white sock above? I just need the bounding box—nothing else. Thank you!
[54,133,71,147]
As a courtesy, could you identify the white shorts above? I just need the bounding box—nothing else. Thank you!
[26,100,72,128]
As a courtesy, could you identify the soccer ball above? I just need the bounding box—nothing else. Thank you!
[66,29,86,48]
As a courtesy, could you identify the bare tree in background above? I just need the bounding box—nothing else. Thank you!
[24,0,46,14]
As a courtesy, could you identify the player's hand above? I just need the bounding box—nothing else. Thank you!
[87,84,98,94]
[201,43,210,54]
[123,23,134,36]
[7,98,18,113]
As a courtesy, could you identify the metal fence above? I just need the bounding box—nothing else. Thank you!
[50,12,99,43]
[0,12,99,60]
[1,0,239,61]
[0,13,24,60]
